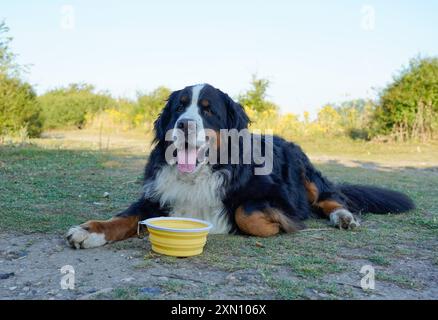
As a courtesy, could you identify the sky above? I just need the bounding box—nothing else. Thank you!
[1,0,438,116]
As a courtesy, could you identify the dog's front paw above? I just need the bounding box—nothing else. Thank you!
[329,209,360,230]
[66,225,107,249]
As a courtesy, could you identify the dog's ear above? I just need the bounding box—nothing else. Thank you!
[222,93,250,130]
[153,90,179,143]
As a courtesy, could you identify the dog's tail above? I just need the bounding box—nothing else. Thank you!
[339,184,415,214]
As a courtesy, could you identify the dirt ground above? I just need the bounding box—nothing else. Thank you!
[1,231,437,300]
[0,233,276,300]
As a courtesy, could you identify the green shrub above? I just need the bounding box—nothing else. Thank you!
[372,56,438,141]
[84,87,171,133]
[238,75,279,114]
[0,73,42,137]
[0,21,41,138]
[39,83,116,129]
[134,86,171,124]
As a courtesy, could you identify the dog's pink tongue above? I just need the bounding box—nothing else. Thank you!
[177,148,197,173]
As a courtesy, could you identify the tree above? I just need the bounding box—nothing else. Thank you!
[335,99,374,140]
[39,83,115,129]
[0,21,41,137]
[1,21,16,76]
[135,86,171,124]
[0,74,42,137]
[238,75,278,113]
[373,56,438,141]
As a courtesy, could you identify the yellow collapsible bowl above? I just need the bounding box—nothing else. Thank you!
[140,217,213,257]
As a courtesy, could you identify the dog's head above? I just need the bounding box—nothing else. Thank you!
[154,84,250,173]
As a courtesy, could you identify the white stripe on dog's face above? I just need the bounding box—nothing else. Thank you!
[186,84,204,119]
[172,84,206,146]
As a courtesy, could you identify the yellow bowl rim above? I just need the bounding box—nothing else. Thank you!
[140,217,213,233]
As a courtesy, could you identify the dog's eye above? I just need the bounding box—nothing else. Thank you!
[200,100,213,116]
[203,106,213,116]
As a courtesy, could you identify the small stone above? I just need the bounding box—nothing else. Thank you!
[121,277,135,283]
[255,241,265,248]
[77,288,113,300]
[226,274,236,281]
[103,192,110,198]
[0,272,14,280]
[138,287,161,296]
[23,286,30,292]
[9,286,17,291]
[47,290,58,295]
[158,276,168,282]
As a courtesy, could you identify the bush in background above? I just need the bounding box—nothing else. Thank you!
[240,76,374,141]
[238,75,279,114]
[85,86,171,134]
[1,21,42,138]
[0,73,42,137]
[2,19,437,143]
[39,83,116,129]
[134,86,171,131]
[373,56,438,141]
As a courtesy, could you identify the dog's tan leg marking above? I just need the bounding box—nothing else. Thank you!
[66,216,139,249]
[235,206,299,237]
[304,180,319,204]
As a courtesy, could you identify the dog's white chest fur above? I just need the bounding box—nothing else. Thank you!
[143,165,231,234]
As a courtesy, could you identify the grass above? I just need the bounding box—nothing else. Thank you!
[1,129,437,299]
[286,255,345,278]
[368,254,391,267]
[376,273,422,290]
[0,143,145,233]
[106,287,155,300]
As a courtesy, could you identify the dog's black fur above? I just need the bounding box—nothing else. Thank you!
[117,84,415,233]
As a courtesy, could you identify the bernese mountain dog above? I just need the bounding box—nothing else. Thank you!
[66,84,415,249]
